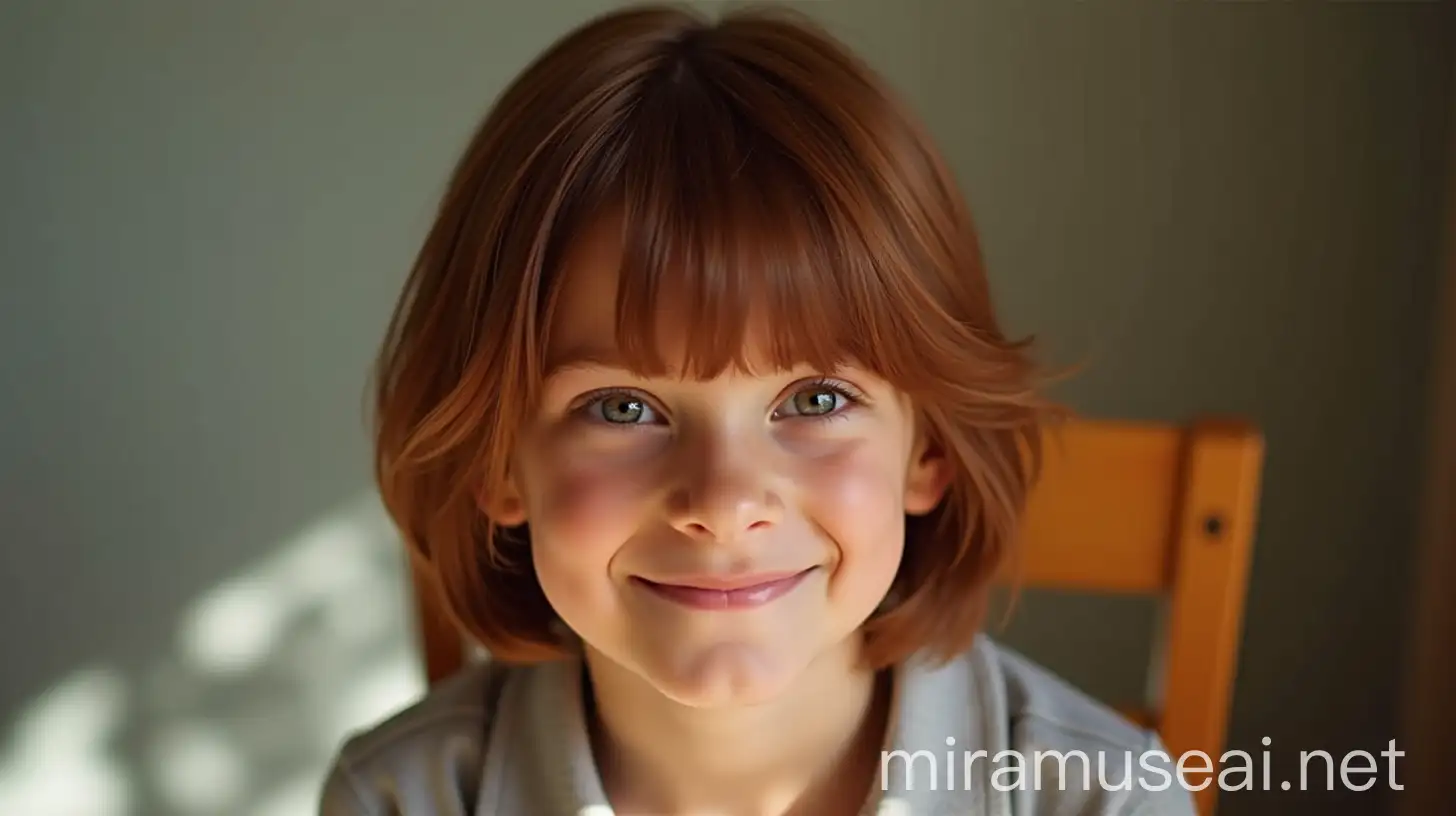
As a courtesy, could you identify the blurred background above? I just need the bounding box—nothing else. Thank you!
[2,1,1452,815]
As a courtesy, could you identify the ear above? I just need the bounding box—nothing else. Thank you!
[903,430,953,516]
[477,474,528,527]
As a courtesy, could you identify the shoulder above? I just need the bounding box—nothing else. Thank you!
[318,659,510,816]
[970,637,1197,815]
[984,637,1148,753]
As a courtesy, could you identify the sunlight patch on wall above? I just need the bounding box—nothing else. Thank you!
[180,577,290,677]
[179,494,398,679]
[0,491,426,816]
[0,668,132,816]
[246,770,329,816]
[147,720,247,814]
[327,646,422,743]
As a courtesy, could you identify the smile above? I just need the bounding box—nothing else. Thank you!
[634,568,815,611]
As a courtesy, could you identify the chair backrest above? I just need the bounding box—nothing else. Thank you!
[1009,417,1264,815]
[405,416,1264,815]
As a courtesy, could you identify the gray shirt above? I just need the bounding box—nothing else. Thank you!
[319,636,1197,815]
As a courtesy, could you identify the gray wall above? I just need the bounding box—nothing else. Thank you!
[1,2,1448,815]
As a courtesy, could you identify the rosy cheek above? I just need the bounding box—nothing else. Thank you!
[527,455,653,552]
[791,442,905,608]
[794,440,903,526]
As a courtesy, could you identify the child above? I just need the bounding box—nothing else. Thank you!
[320,4,1195,815]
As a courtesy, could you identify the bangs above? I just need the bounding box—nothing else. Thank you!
[536,39,947,388]
[612,142,857,381]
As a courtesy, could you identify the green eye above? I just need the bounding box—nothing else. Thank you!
[776,381,856,419]
[792,389,839,416]
[597,395,653,424]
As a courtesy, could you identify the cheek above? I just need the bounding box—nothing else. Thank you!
[792,439,907,592]
[520,450,657,577]
[795,437,905,528]
[521,452,660,636]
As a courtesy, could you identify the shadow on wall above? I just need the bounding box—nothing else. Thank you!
[0,494,423,816]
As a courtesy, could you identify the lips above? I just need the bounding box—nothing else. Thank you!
[634,568,815,611]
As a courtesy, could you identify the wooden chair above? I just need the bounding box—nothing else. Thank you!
[1006,417,1265,815]
[406,416,1264,815]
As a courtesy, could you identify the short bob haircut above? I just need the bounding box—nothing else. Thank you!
[372,3,1053,670]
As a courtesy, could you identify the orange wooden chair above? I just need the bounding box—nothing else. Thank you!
[406,416,1264,815]
[1005,417,1265,815]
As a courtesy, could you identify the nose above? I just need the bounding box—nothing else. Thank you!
[665,432,783,543]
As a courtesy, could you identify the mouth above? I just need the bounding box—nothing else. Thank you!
[633,568,816,611]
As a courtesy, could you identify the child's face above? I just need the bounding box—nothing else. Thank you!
[488,220,949,708]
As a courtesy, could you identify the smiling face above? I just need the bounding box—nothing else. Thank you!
[485,220,951,708]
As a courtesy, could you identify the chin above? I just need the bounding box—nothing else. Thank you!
[644,641,812,709]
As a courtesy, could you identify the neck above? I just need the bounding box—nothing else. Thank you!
[583,638,891,816]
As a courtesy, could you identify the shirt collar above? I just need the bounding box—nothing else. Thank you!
[481,641,1008,816]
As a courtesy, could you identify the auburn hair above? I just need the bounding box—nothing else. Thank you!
[372,3,1052,669]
